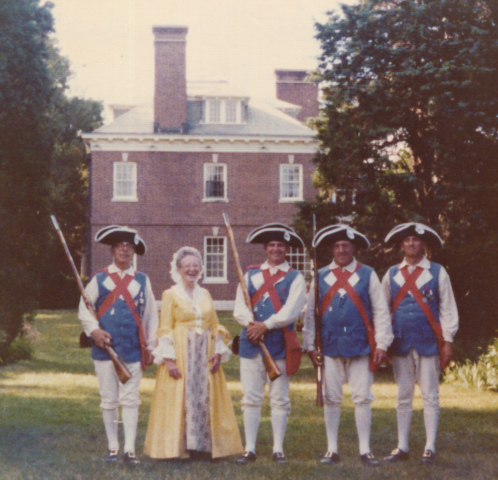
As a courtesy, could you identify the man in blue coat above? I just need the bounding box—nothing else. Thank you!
[234,223,306,465]
[78,226,158,464]
[304,225,393,467]
[382,223,458,465]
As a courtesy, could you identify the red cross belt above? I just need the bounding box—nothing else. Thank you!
[392,265,445,368]
[320,263,378,371]
[97,269,148,370]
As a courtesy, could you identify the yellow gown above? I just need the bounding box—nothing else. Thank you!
[144,286,243,459]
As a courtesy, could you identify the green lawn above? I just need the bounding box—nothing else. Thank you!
[1,311,498,480]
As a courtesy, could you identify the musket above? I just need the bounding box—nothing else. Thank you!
[223,213,282,381]
[312,215,324,407]
[50,216,132,384]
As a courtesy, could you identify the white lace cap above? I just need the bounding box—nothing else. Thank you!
[170,246,204,284]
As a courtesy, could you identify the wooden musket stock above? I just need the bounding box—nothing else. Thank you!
[313,215,324,407]
[222,213,282,381]
[50,216,132,384]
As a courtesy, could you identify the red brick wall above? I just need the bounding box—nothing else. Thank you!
[89,150,316,300]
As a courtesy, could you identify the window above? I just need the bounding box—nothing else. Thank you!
[113,162,137,201]
[203,163,227,201]
[208,100,221,123]
[225,100,237,123]
[203,99,242,124]
[280,164,303,202]
[287,247,312,280]
[204,237,227,283]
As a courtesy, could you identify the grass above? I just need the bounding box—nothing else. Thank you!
[1,311,498,480]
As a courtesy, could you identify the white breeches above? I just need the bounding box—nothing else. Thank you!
[240,355,290,415]
[323,355,374,407]
[392,349,440,415]
[94,360,142,410]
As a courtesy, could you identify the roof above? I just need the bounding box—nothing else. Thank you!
[95,97,315,138]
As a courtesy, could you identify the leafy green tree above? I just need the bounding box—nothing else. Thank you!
[0,0,102,362]
[297,0,498,349]
[41,40,103,309]
[0,0,55,361]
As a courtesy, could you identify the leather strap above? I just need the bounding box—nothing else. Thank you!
[392,266,445,368]
[98,269,148,370]
[321,263,378,371]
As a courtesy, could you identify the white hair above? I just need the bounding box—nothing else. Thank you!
[170,246,204,284]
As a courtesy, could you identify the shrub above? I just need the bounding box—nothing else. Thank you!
[445,338,498,391]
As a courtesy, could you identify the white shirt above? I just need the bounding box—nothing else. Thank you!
[381,255,459,343]
[233,260,306,330]
[303,258,393,352]
[78,262,159,349]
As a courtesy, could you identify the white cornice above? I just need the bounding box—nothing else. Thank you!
[82,134,318,154]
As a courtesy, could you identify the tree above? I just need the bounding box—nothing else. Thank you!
[40,40,103,309]
[0,0,55,361]
[297,0,498,349]
[0,0,103,362]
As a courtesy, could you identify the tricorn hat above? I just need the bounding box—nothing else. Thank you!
[312,224,370,249]
[246,223,305,249]
[384,222,443,248]
[95,225,147,255]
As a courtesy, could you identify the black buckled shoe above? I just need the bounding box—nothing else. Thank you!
[320,451,340,464]
[124,451,141,465]
[360,452,380,467]
[422,449,435,464]
[272,452,288,464]
[104,449,119,462]
[236,451,257,465]
[384,448,410,463]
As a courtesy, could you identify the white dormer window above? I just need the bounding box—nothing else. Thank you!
[203,99,242,124]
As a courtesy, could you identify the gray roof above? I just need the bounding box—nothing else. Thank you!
[95,97,315,138]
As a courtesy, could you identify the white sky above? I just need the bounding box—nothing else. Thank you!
[51,0,354,121]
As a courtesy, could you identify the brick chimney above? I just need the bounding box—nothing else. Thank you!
[153,26,188,133]
[275,70,319,122]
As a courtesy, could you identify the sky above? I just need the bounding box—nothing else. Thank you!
[50,0,354,121]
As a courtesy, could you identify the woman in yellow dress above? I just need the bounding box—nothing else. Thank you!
[144,246,243,459]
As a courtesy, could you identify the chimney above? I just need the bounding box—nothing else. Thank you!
[275,70,319,122]
[153,26,188,133]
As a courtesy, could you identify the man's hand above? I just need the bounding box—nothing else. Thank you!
[209,353,221,374]
[246,321,268,344]
[373,348,388,367]
[145,349,154,367]
[90,328,112,349]
[308,349,323,369]
[165,359,182,380]
[441,341,453,370]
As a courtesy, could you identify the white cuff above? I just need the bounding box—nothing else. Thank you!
[215,335,232,362]
[152,336,176,365]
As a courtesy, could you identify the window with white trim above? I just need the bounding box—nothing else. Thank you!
[203,99,242,124]
[204,236,227,283]
[225,100,237,123]
[280,164,303,201]
[203,163,227,201]
[113,162,137,201]
[287,247,312,280]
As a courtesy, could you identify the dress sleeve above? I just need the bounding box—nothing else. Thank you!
[205,289,232,362]
[152,290,177,364]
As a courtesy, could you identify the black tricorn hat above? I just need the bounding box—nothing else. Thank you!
[312,224,370,249]
[384,222,443,248]
[95,225,147,255]
[246,223,305,249]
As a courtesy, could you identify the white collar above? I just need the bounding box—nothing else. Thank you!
[260,260,291,274]
[400,255,430,270]
[108,262,135,277]
[330,257,357,272]
[172,282,203,303]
